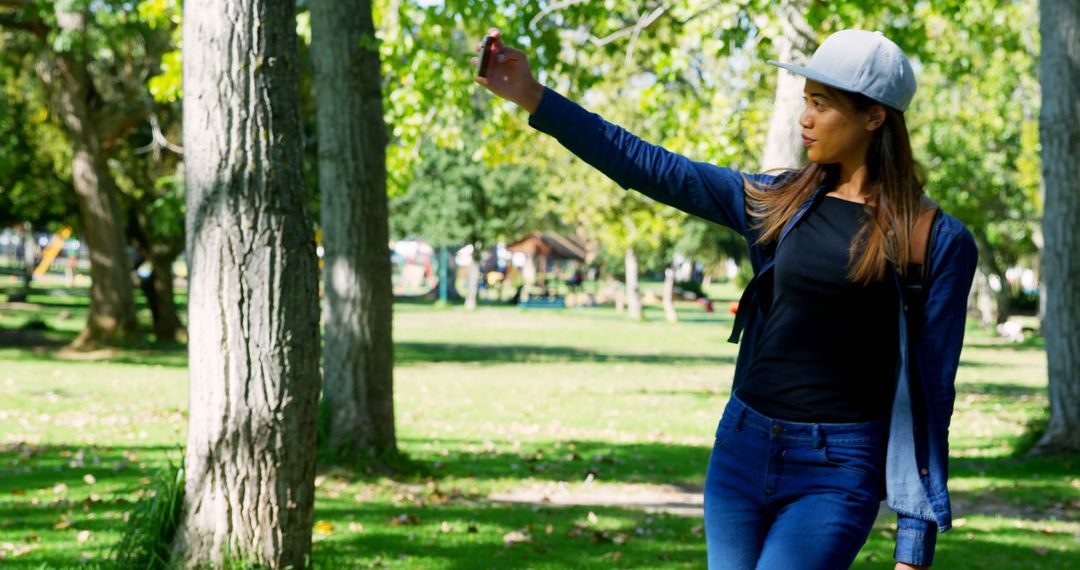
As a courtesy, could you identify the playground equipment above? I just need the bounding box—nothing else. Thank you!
[32,226,72,278]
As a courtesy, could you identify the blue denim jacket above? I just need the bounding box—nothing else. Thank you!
[528,86,979,567]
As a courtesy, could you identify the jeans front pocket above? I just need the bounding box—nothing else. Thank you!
[713,417,738,449]
[820,439,884,478]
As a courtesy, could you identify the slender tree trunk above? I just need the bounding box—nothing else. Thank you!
[311,0,396,460]
[625,247,642,320]
[34,5,141,348]
[760,0,814,171]
[972,269,996,328]
[662,267,678,323]
[148,255,181,341]
[464,247,481,311]
[522,254,536,302]
[1034,0,1080,455]
[174,0,322,566]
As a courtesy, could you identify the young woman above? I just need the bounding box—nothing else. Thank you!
[472,28,978,570]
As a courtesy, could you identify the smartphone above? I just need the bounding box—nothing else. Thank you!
[478,35,494,78]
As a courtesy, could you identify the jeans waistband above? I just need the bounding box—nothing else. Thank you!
[725,390,886,445]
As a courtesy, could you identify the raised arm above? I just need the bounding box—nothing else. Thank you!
[471,29,769,240]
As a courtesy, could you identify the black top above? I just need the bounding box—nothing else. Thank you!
[737,195,900,423]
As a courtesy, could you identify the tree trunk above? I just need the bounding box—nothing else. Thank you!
[522,254,536,302]
[35,5,141,348]
[625,247,642,320]
[662,267,678,323]
[1033,0,1080,455]
[972,269,996,328]
[760,0,814,172]
[174,1,322,567]
[464,247,481,311]
[147,255,181,342]
[68,143,140,347]
[311,0,396,460]
[130,208,184,343]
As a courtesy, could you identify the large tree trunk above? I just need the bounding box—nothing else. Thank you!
[310,0,397,460]
[625,247,642,320]
[1034,0,1080,455]
[36,6,140,347]
[174,1,322,567]
[67,142,140,347]
[760,0,814,172]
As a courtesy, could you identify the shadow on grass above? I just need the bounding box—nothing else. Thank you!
[311,503,703,569]
[396,342,733,367]
[959,382,1044,399]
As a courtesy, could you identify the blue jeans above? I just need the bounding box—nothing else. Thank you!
[704,390,886,569]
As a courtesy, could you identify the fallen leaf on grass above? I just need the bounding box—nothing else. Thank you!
[314,521,334,534]
[0,541,38,558]
[9,489,25,496]
[439,521,452,533]
[76,530,91,543]
[503,530,531,547]
[387,514,419,526]
[51,483,68,494]
[82,474,96,485]
[348,522,365,533]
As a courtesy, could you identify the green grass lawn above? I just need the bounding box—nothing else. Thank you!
[0,281,1076,568]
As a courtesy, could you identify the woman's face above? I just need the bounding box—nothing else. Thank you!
[799,79,883,166]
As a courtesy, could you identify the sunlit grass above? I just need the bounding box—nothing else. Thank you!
[0,281,1075,568]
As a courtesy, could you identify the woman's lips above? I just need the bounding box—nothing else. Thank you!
[802,136,816,146]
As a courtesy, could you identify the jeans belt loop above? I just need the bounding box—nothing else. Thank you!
[734,407,746,431]
[812,424,823,450]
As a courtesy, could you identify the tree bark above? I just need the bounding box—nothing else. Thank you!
[174,0,322,567]
[625,247,642,320]
[310,0,396,460]
[760,0,814,172]
[1034,0,1080,454]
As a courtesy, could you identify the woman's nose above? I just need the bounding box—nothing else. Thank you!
[799,109,813,129]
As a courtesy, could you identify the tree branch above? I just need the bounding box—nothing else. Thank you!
[528,0,592,30]
[95,100,150,150]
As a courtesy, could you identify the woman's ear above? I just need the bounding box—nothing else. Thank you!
[865,105,886,132]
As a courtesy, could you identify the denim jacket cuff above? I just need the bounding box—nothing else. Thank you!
[527,86,572,139]
[894,515,938,566]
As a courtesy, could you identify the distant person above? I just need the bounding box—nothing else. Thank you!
[473,28,977,570]
[566,267,583,293]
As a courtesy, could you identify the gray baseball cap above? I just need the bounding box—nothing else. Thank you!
[768,29,917,112]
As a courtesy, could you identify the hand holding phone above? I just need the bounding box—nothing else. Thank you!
[471,29,545,114]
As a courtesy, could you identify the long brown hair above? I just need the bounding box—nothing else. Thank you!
[742,85,928,286]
